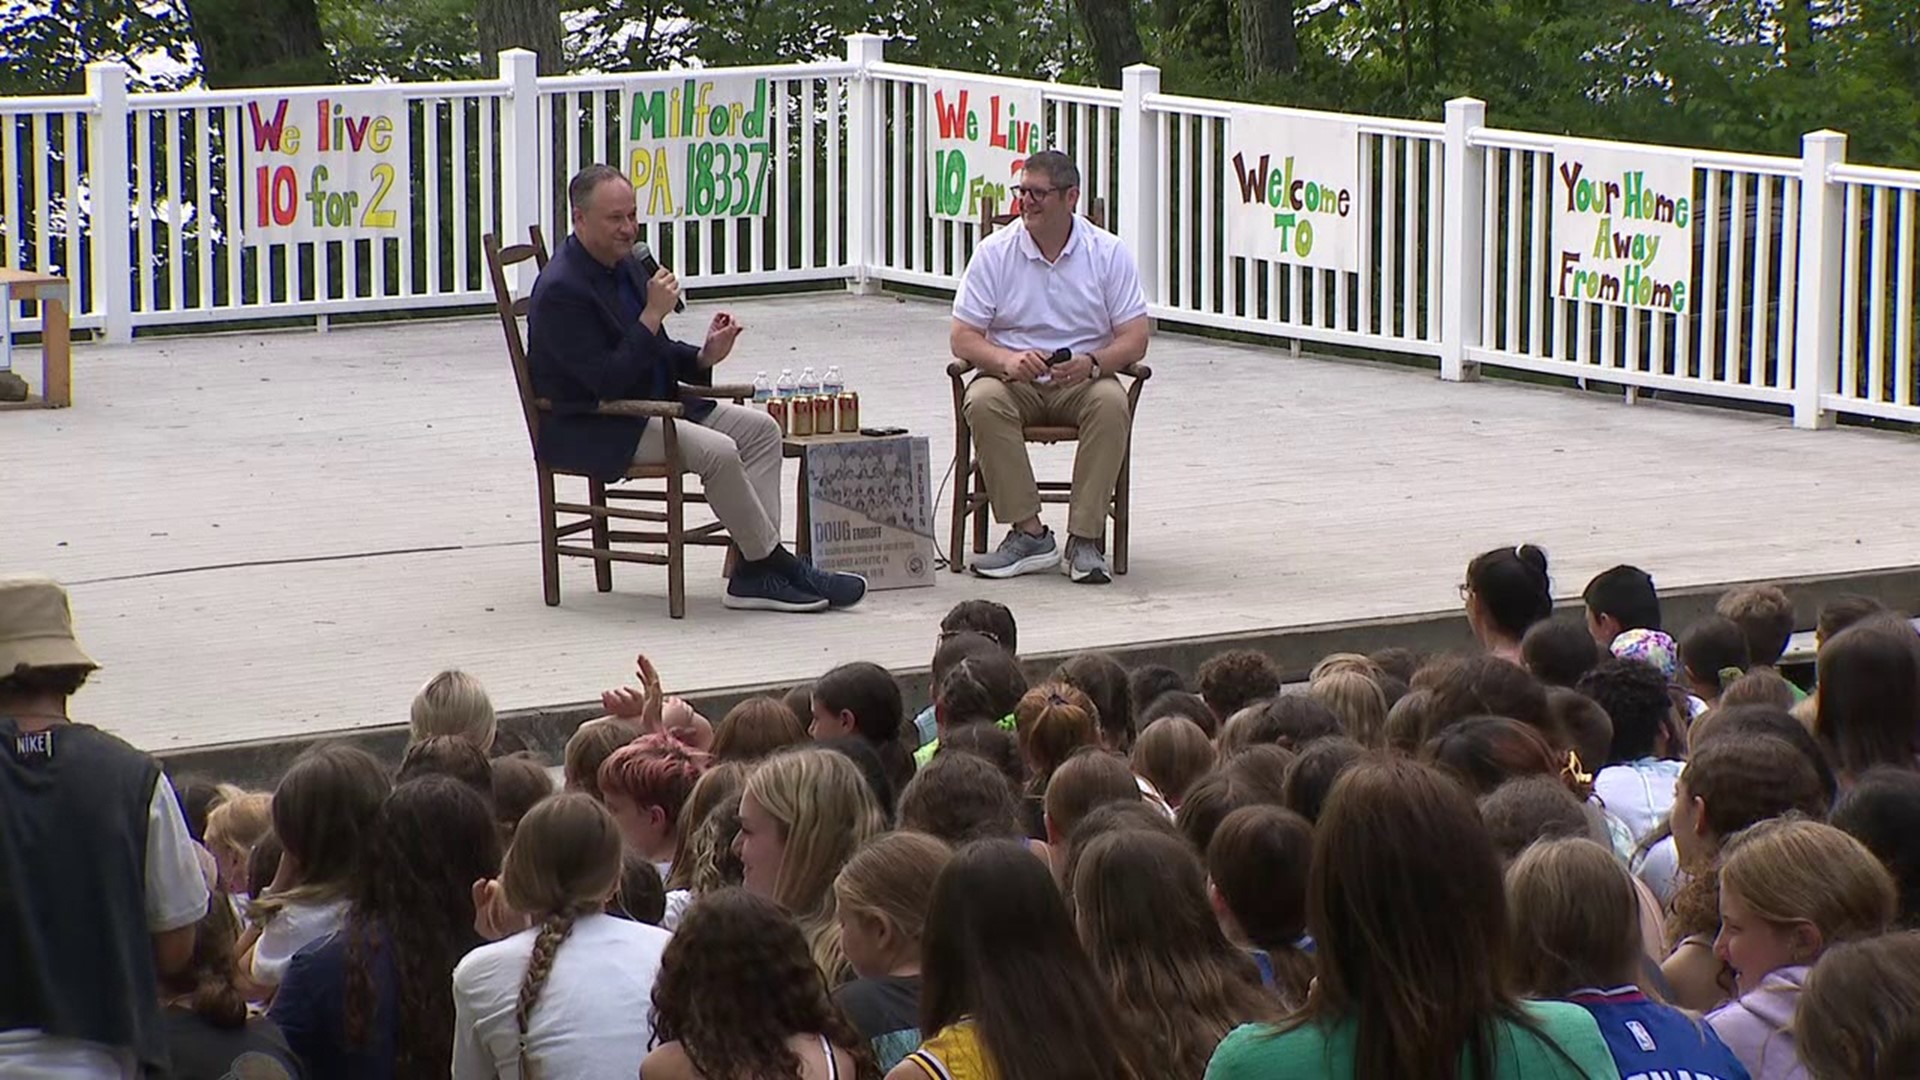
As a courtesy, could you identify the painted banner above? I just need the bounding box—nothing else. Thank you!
[624,76,774,221]
[243,91,408,244]
[805,435,935,591]
[926,78,1044,222]
[1224,110,1362,273]
[1553,146,1695,313]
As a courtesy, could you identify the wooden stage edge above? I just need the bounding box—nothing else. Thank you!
[161,562,1920,789]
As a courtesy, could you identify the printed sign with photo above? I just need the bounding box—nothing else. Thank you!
[805,436,935,591]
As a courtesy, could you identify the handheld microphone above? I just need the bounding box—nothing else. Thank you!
[631,240,686,313]
[1046,348,1073,366]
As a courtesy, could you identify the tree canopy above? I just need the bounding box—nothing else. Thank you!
[2,0,1916,166]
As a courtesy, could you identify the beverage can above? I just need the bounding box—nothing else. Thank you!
[812,394,835,434]
[791,395,815,436]
[837,391,860,432]
[766,396,789,436]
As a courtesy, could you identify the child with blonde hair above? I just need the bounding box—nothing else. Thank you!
[1505,838,1747,1080]
[1706,818,1897,1080]
[204,791,272,898]
[452,793,671,1079]
[833,832,953,1071]
[1307,670,1389,748]
[739,748,886,984]
[410,669,497,751]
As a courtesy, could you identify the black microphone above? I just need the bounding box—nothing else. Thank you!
[1046,347,1073,366]
[631,240,686,313]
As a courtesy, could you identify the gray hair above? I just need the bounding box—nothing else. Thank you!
[1022,150,1080,192]
[567,164,629,212]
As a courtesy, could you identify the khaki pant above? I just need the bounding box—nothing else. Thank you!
[963,374,1130,540]
[633,402,783,560]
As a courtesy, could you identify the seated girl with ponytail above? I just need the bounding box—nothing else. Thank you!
[451,793,671,1079]
[161,874,303,1079]
[1206,805,1316,1009]
[1505,838,1749,1080]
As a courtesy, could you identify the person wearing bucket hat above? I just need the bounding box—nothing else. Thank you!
[0,575,211,1078]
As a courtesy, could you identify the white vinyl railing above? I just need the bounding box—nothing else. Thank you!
[2,35,1918,430]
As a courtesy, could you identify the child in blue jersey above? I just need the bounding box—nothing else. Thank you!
[1506,838,1750,1080]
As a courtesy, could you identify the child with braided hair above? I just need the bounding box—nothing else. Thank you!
[452,793,671,1079]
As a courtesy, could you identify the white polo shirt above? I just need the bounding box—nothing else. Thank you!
[952,215,1148,357]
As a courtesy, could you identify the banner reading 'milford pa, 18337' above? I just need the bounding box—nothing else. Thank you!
[244,91,409,244]
[1225,110,1362,273]
[625,77,773,221]
[1553,145,1695,314]
[926,78,1044,222]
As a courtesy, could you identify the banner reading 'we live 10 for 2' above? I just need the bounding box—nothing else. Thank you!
[625,77,775,221]
[925,78,1045,223]
[243,91,410,245]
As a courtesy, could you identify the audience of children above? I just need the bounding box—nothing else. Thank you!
[14,561,1920,1080]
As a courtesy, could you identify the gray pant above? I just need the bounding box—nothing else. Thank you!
[632,402,783,560]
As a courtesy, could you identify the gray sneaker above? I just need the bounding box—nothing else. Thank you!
[972,526,1058,579]
[1063,535,1110,584]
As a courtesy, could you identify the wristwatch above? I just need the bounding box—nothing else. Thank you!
[1087,352,1103,379]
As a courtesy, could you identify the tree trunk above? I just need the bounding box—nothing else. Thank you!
[1071,0,1146,88]
[1239,0,1300,78]
[183,0,330,87]
[476,0,568,75]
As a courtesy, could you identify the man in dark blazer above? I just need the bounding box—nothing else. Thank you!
[526,164,862,612]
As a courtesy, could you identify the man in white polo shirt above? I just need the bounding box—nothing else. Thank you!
[950,150,1151,585]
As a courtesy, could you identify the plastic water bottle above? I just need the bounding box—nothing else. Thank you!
[798,366,820,397]
[822,365,844,396]
[752,371,772,404]
[776,368,796,398]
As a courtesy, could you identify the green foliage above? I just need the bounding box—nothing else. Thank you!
[1154,0,1920,167]
[322,0,482,82]
[0,0,196,93]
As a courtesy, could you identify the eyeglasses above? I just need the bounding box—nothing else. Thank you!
[1011,185,1063,202]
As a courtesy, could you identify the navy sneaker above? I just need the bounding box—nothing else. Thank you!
[791,559,867,609]
[724,568,829,613]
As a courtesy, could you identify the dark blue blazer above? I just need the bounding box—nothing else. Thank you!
[525,235,715,482]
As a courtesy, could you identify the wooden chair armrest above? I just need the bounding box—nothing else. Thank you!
[685,382,756,400]
[594,398,686,419]
[947,357,977,380]
[1117,361,1152,382]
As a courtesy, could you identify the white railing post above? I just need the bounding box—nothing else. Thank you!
[1439,97,1486,382]
[1792,130,1846,430]
[843,33,886,295]
[87,62,132,340]
[1119,63,1161,307]
[498,48,543,289]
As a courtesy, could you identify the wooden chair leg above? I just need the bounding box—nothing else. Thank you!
[537,470,561,606]
[1113,449,1132,575]
[665,423,687,620]
[971,467,990,555]
[588,478,614,592]
[949,407,972,573]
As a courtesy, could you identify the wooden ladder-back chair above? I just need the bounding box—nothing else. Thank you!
[483,227,750,618]
[946,194,1151,574]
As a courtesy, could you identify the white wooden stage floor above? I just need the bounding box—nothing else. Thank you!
[8,292,1920,754]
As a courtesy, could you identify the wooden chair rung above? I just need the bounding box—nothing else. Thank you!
[554,544,671,566]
